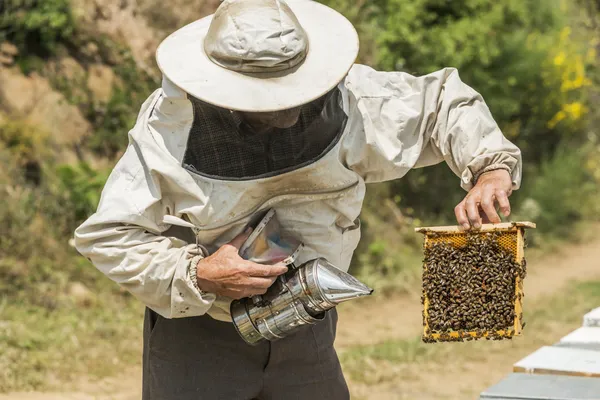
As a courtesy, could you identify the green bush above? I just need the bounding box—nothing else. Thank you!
[319,0,599,288]
[86,87,137,157]
[0,0,76,57]
[85,51,158,157]
[324,0,597,232]
[1,0,159,158]
[512,145,599,236]
[0,121,111,303]
[0,135,139,394]
[375,0,567,148]
[0,119,49,166]
[0,149,68,304]
[0,160,114,307]
[54,163,110,228]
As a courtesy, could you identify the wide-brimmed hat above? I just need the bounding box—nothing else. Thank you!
[155,0,359,112]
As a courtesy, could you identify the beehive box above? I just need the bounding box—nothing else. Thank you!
[556,327,600,351]
[583,307,600,327]
[416,222,536,343]
[513,346,600,377]
[479,373,600,400]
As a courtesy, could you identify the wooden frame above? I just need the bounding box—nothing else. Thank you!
[415,221,536,234]
[416,221,536,342]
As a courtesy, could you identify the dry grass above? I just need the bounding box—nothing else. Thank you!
[0,298,143,392]
[340,280,600,400]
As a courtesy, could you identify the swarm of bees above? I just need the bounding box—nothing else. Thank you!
[421,231,526,343]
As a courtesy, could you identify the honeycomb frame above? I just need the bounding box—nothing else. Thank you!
[415,222,536,342]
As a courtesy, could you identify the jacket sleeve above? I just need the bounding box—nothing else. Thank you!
[74,88,216,319]
[341,64,522,190]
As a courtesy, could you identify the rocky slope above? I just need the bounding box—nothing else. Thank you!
[0,0,219,162]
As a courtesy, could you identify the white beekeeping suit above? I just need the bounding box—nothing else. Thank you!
[75,65,521,321]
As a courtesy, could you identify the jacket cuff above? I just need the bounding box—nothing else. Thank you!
[472,163,512,185]
[188,255,211,297]
[460,154,521,191]
[170,246,216,318]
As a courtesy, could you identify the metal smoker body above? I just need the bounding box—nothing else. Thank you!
[231,210,373,345]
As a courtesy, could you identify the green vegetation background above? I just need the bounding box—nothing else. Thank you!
[1,0,599,391]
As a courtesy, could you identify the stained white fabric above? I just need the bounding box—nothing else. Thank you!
[74,64,522,321]
[155,0,359,112]
[204,0,309,72]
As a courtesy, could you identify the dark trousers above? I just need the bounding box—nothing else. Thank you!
[142,308,349,400]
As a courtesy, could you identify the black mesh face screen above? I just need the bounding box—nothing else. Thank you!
[182,87,348,180]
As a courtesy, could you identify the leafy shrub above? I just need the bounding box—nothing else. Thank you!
[2,0,159,158]
[375,0,567,148]
[85,51,158,157]
[53,163,110,228]
[0,149,68,304]
[86,87,137,157]
[512,145,599,236]
[0,0,76,57]
[0,120,51,185]
[0,120,49,162]
[332,0,598,230]
[0,135,138,393]
[0,121,111,302]
[324,0,598,288]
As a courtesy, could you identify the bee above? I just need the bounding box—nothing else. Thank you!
[422,230,526,342]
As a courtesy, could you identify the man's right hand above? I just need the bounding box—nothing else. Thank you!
[195,228,288,299]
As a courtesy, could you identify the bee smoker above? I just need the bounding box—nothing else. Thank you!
[231,209,373,345]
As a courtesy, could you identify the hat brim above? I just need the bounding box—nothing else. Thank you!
[155,0,359,112]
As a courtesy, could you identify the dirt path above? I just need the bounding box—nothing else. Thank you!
[336,234,600,348]
[344,235,600,400]
[3,234,600,400]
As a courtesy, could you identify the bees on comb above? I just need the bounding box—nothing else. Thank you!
[420,231,527,343]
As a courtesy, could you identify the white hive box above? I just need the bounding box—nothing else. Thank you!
[583,307,600,327]
[479,373,600,400]
[513,346,600,377]
[556,327,600,351]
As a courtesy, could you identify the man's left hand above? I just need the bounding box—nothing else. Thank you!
[454,169,513,230]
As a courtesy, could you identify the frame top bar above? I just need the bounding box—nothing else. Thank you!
[415,221,536,233]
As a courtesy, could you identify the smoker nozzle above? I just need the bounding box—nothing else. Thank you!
[231,258,373,345]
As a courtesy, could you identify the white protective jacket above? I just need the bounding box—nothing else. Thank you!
[74,64,522,322]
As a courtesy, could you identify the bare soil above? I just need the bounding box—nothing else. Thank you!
[3,234,600,400]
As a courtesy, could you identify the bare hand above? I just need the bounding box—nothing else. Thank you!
[454,169,513,230]
[195,228,288,299]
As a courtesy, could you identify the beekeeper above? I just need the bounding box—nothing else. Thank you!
[74,0,522,398]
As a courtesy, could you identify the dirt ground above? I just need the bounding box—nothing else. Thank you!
[3,234,600,400]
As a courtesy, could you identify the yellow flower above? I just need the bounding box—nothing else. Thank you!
[559,55,590,92]
[549,103,587,128]
[572,75,584,89]
[553,52,566,66]
[564,102,585,120]
[548,110,567,129]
